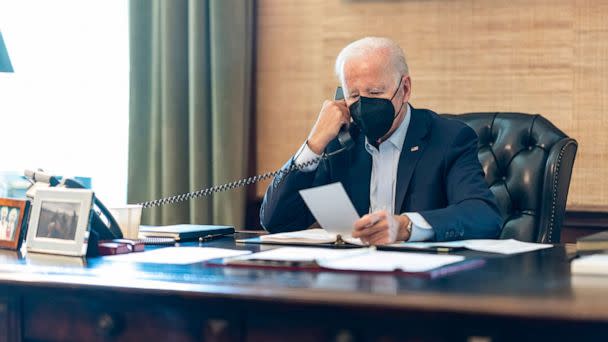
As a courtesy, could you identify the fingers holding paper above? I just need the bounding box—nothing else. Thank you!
[352,211,411,245]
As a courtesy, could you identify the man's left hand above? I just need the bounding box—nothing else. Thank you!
[352,211,411,245]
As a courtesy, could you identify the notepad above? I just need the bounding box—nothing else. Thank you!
[247,228,364,246]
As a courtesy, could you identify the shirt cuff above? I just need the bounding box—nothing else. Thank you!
[293,142,321,172]
[403,212,434,242]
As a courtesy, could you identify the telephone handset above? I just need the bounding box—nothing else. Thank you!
[335,86,358,151]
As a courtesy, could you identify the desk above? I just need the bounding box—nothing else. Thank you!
[0,233,607,341]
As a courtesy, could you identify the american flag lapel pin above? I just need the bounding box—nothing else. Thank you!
[410,146,419,152]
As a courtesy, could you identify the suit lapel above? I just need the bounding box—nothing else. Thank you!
[394,106,432,213]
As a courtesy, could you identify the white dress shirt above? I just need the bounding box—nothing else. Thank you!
[295,104,435,241]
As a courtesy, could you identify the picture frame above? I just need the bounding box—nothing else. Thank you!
[0,198,30,250]
[26,188,94,257]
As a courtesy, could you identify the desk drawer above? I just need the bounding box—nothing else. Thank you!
[23,294,240,342]
[0,296,20,342]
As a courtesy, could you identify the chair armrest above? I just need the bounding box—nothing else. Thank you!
[538,138,578,243]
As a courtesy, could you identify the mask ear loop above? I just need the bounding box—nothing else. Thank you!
[389,76,405,119]
[389,76,404,102]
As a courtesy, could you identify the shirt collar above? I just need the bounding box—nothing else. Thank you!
[365,103,411,153]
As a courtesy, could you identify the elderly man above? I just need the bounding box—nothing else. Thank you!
[260,37,502,244]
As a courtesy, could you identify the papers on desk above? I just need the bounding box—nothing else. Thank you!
[234,246,368,263]
[390,239,553,255]
[104,247,251,265]
[318,250,465,273]
[227,246,466,273]
[247,233,551,255]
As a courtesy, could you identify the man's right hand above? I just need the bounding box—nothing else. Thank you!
[307,100,350,154]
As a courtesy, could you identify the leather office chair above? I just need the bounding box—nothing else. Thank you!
[442,113,577,243]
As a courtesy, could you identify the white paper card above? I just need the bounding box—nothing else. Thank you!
[299,182,360,236]
[104,247,251,265]
[460,239,552,254]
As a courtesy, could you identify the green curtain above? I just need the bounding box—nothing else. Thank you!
[128,0,254,227]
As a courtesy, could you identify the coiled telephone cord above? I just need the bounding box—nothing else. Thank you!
[137,151,336,209]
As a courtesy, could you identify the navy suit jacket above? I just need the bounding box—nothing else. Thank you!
[260,106,503,241]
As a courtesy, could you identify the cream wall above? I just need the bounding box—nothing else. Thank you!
[255,0,608,209]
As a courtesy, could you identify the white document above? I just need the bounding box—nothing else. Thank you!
[318,251,464,272]
[104,247,251,265]
[231,246,372,263]
[391,239,553,255]
[299,182,360,236]
[231,247,464,273]
[460,239,552,254]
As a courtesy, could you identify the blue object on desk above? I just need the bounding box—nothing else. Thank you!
[0,31,14,73]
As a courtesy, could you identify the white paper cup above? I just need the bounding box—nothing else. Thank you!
[109,204,143,239]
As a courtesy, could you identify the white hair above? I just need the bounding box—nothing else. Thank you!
[334,37,409,84]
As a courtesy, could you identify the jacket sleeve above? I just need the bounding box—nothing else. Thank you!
[419,126,503,241]
[259,156,331,233]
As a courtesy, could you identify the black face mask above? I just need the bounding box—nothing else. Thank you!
[349,78,405,145]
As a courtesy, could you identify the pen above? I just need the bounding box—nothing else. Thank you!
[198,234,227,243]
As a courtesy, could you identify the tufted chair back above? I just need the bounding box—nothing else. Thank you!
[441,113,577,243]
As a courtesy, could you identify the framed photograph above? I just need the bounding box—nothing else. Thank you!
[26,188,94,256]
[0,198,30,250]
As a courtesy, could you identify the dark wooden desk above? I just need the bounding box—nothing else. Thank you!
[0,233,607,342]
